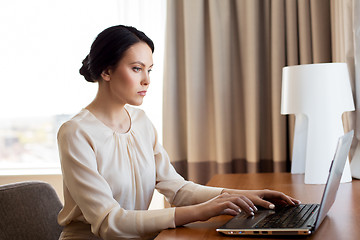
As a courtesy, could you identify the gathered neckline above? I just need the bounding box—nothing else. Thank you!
[82,107,132,135]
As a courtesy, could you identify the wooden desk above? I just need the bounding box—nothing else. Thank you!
[156,173,360,240]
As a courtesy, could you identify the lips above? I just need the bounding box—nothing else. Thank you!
[137,91,147,96]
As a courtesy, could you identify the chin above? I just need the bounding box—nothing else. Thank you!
[129,101,143,106]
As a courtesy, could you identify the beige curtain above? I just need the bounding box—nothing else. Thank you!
[331,0,356,134]
[163,0,333,184]
[331,0,360,177]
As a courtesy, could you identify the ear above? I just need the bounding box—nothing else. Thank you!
[101,68,111,82]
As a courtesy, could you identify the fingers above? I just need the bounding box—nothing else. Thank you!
[240,195,258,214]
[221,189,301,212]
[222,208,240,216]
[274,192,301,206]
[255,199,276,210]
[214,190,301,218]
[256,190,301,209]
[218,193,256,216]
[290,196,302,204]
[220,200,242,216]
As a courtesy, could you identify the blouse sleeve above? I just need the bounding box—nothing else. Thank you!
[58,122,176,239]
[152,125,223,206]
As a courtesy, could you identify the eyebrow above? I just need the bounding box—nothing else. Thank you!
[130,61,153,68]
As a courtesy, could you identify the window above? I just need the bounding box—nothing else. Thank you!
[0,0,166,173]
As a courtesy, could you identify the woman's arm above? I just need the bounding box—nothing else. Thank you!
[174,189,301,226]
[151,120,300,226]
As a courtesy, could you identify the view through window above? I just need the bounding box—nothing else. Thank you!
[0,0,166,173]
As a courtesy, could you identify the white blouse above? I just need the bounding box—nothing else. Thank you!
[57,106,222,239]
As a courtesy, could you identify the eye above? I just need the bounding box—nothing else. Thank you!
[148,69,152,74]
[133,67,142,72]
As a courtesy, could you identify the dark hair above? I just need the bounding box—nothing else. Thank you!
[79,25,154,82]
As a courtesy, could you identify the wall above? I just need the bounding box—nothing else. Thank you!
[0,174,64,202]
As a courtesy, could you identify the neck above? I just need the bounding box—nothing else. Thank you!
[86,86,130,133]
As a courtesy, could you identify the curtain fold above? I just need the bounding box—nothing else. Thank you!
[164,0,333,184]
[330,0,356,149]
[331,0,360,178]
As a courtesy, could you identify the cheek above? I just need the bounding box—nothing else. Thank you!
[121,71,139,87]
[113,72,136,90]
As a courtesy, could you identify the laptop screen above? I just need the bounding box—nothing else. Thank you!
[314,130,353,230]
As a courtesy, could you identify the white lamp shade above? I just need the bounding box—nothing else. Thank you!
[281,63,355,184]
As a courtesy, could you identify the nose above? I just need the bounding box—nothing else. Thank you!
[141,72,150,86]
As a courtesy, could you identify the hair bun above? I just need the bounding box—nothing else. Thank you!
[79,55,95,82]
[79,25,154,83]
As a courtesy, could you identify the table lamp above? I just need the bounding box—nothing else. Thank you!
[281,63,354,184]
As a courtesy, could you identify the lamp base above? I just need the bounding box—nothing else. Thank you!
[351,142,360,179]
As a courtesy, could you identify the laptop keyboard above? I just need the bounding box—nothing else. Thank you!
[255,204,319,229]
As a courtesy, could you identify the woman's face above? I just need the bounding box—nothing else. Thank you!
[103,41,153,106]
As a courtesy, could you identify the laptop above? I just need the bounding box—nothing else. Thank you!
[216,130,354,236]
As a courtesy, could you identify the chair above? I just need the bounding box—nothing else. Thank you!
[0,181,63,240]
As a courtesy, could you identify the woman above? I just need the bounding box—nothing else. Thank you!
[57,25,300,240]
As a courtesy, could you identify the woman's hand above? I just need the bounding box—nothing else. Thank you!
[174,189,301,226]
[175,192,253,226]
[221,188,301,210]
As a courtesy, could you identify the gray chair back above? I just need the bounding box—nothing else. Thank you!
[0,181,63,240]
